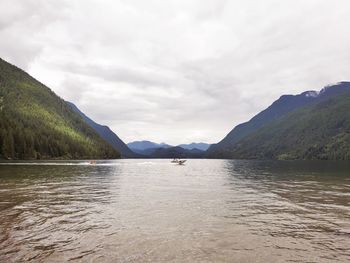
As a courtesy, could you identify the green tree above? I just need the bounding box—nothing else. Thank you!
[2,131,15,159]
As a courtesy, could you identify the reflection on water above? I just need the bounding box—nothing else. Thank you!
[0,159,349,262]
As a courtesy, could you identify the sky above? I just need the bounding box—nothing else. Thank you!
[1,0,350,145]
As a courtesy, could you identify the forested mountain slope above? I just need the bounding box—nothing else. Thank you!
[0,58,119,159]
[68,102,137,158]
[207,89,319,157]
[208,82,350,160]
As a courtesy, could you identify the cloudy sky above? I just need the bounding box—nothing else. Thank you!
[1,0,350,144]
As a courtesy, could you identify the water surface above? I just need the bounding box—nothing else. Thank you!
[0,159,349,262]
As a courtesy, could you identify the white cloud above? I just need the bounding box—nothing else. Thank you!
[1,0,350,144]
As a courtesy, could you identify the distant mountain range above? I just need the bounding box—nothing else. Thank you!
[177,142,210,151]
[207,82,350,160]
[127,140,172,152]
[127,140,210,158]
[67,102,138,158]
[0,58,119,159]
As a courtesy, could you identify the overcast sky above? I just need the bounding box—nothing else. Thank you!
[1,0,350,144]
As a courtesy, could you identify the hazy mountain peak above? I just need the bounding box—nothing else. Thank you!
[303,91,319,98]
[320,81,350,95]
[127,141,172,151]
[178,142,211,151]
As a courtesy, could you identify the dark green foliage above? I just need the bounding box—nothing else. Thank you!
[220,90,350,160]
[0,58,120,160]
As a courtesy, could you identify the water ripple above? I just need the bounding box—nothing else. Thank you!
[0,159,349,262]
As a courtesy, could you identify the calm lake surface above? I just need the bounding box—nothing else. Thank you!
[0,159,350,262]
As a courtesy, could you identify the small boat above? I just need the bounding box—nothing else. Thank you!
[177,160,186,165]
[89,160,97,165]
[171,158,186,165]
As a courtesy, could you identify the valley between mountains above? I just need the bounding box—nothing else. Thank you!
[1,57,350,160]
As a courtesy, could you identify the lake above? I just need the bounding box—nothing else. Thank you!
[0,159,350,262]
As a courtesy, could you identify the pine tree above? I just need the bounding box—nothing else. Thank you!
[2,131,15,159]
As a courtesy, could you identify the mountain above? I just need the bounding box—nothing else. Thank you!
[207,89,319,157]
[207,82,350,160]
[178,142,211,151]
[127,140,210,156]
[0,57,120,160]
[67,102,137,158]
[150,146,204,158]
[127,140,172,153]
